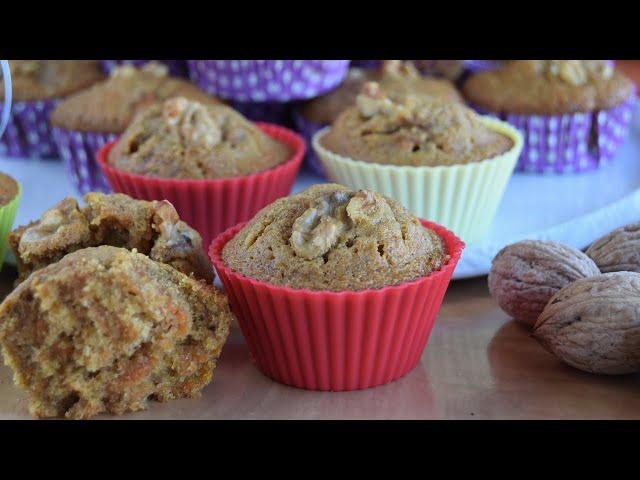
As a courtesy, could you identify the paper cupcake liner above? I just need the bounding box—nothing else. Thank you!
[313,117,523,245]
[230,100,293,127]
[291,109,326,177]
[0,182,21,271]
[472,93,636,174]
[0,100,59,158]
[51,127,116,194]
[187,60,350,102]
[99,60,189,78]
[97,123,305,249]
[210,219,464,392]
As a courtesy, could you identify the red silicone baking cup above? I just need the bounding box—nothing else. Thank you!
[96,123,305,249]
[210,219,464,391]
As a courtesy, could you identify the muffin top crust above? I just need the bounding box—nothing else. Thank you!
[9,192,213,283]
[299,61,461,125]
[0,60,105,102]
[0,172,19,207]
[463,60,635,114]
[222,183,447,291]
[107,97,291,179]
[50,62,219,133]
[320,82,513,167]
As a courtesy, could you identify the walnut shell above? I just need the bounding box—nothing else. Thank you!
[533,272,640,375]
[586,222,640,273]
[488,240,600,326]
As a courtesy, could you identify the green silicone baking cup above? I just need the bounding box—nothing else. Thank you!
[312,117,524,245]
[0,181,21,271]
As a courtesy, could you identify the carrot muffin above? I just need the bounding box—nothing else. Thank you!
[0,61,104,158]
[222,183,447,292]
[107,96,291,179]
[9,192,213,283]
[463,60,634,115]
[51,62,218,134]
[320,82,512,167]
[462,60,636,173]
[0,245,232,419]
[299,61,461,126]
[49,62,221,193]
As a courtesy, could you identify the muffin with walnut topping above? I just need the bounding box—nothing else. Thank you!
[313,82,523,244]
[210,183,464,391]
[463,60,636,173]
[50,62,220,193]
[98,96,305,248]
[294,61,461,175]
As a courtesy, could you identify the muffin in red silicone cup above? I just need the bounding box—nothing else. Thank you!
[51,62,220,193]
[0,60,104,158]
[97,97,305,249]
[210,184,464,391]
[463,60,636,173]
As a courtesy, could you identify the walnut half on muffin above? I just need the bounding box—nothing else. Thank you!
[9,192,213,283]
[222,183,447,292]
[0,245,233,419]
[320,82,513,167]
[107,97,292,179]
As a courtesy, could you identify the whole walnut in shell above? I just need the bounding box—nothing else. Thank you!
[488,240,600,326]
[533,272,640,375]
[586,222,640,273]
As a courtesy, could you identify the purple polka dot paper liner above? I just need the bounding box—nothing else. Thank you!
[99,60,189,78]
[0,100,59,158]
[464,60,504,73]
[231,100,294,127]
[350,60,381,69]
[187,60,350,102]
[292,109,326,177]
[472,93,636,174]
[52,127,116,194]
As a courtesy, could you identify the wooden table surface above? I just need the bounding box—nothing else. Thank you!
[2,264,639,420]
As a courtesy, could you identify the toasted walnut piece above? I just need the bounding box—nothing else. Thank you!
[357,82,394,118]
[534,272,640,375]
[110,64,137,78]
[162,96,222,148]
[488,240,601,327]
[346,190,393,226]
[290,191,352,260]
[586,222,640,273]
[381,60,422,79]
[141,61,169,77]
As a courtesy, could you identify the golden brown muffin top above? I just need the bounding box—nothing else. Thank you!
[50,62,219,133]
[0,60,105,102]
[463,60,635,114]
[0,172,19,207]
[107,97,292,179]
[0,245,232,419]
[222,183,447,292]
[299,61,462,125]
[320,82,513,167]
[9,192,213,283]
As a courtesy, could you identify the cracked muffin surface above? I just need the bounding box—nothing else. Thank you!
[0,245,232,419]
[107,97,292,179]
[0,60,104,102]
[50,62,219,133]
[463,60,635,114]
[9,192,213,283]
[320,82,513,167]
[299,61,462,125]
[222,184,447,291]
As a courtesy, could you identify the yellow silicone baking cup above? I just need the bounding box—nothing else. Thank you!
[312,117,523,244]
[0,181,21,271]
